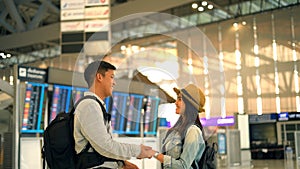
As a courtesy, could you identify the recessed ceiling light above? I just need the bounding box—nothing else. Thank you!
[208,4,213,9]
[233,22,239,28]
[198,6,204,12]
[192,3,198,9]
[120,45,126,50]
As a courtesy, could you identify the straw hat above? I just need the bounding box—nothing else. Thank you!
[173,84,206,113]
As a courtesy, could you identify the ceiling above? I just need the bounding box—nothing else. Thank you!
[0,0,299,69]
[0,0,300,125]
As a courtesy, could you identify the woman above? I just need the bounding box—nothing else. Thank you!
[154,84,206,169]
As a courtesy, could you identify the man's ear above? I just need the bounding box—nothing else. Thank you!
[96,73,102,82]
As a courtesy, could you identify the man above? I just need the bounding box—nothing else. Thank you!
[74,60,154,169]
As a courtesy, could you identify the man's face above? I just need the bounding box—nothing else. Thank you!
[101,69,116,97]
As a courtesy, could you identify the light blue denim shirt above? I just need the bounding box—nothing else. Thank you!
[161,125,205,169]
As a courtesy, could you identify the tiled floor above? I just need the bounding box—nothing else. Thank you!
[218,159,300,169]
[0,159,299,169]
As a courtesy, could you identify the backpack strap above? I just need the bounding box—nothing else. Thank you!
[181,124,206,169]
[73,95,112,154]
[72,95,111,124]
[74,95,123,167]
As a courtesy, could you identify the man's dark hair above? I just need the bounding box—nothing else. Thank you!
[84,61,116,88]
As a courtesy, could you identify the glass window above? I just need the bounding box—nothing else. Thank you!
[286,124,296,131]
[296,124,300,130]
[287,132,295,141]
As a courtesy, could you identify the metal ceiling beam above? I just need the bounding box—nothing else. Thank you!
[27,3,47,30]
[111,0,195,21]
[0,0,193,51]
[0,19,16,33]
[15,0,36,5]
[0,23,59,50]
[3,0,26,32]
[0,79,13,97]
[206,0,236,17]
[0,9,16,33]
[17,0,59,16]
[39,0,59,14]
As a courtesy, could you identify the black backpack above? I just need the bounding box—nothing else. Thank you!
[42,95,115,169]
[184,125,218,169]
[192,141,218,169]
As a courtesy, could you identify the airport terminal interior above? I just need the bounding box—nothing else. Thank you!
[0,0,300,168]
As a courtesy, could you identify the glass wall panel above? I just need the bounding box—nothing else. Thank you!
[198,6,300,115]
[109,5,300,116]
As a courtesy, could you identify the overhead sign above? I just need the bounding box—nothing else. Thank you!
[278,112,300,121]
[61,9,84,21]
[61,21,85,32]
[18,66,48,83]
[61,0,85,10]
[84,19,109,32]
[288,112,300,120]
[200,116,235,126]
[85,0,110,6]
[249,113,277,124]
[85,6,110,19]
[60,0,111,55]
[278,112,289,121]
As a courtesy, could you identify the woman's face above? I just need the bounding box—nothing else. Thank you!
[175,93,185,115]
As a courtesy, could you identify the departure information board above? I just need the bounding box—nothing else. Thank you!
[21,82,48,133]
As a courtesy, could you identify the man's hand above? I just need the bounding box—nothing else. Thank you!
[123,160,139,169]
[137,144,155,159]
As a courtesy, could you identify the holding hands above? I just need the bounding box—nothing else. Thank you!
[130,145,161,169]
[137,144,157,159]
[137,144,162,162]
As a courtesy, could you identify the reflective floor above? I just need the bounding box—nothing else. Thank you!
[218,159,299,169]
[0,159,299,169]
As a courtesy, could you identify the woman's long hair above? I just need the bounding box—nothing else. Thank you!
[167,93,204,139]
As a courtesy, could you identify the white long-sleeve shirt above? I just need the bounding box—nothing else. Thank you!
[74,91,141,168]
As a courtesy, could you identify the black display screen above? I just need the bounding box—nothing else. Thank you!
[250,123,277,145]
